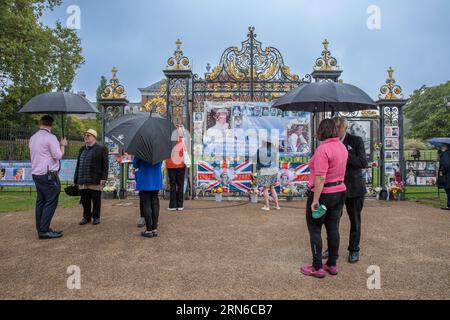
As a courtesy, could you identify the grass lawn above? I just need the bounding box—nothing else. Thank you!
[0,188,80,213]
[405,186,447,208]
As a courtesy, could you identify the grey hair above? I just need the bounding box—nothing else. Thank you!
[333,116,348,129]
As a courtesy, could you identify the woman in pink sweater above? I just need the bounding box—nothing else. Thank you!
[300,119,348,279]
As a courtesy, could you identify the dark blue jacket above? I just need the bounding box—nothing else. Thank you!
[133,157,163,191]
[438,150,450,189]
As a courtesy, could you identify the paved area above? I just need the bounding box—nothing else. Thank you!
[0,199,449,300]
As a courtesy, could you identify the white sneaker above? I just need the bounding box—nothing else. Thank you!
[177,207,184,211]
[168,208,177,211]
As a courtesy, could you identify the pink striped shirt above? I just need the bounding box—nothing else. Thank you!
[29,128,62,175]
[308,137,348,194]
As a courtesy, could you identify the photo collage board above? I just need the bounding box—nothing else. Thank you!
[194,101,312,162]
[384,125,401,180]
[406,161,438,186]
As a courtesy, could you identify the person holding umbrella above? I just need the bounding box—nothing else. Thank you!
[74,129,109,225]
[29,115,67,240]
[322,116,368,263]
[133,157,163,238]
[438,143,450,210]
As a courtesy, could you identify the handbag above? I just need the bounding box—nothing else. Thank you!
[178,127,191,168]
[64,184,80,197]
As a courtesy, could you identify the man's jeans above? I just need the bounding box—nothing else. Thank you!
[32,174,61,233]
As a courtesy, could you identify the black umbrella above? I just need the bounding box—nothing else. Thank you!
[19,91,99,137]
[105,113,177,165]
[273,82,377,113]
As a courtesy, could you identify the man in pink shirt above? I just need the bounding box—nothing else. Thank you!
[29,115,67,240]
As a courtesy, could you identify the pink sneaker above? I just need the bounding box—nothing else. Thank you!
[299,265,326,278]
[323,264,338,276]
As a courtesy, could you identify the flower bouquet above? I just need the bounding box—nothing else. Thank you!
[248,180,258,203]
[211,187,224,202]
[102,186,117,199]
[388,181,405,201]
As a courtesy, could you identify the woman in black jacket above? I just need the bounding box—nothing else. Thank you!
[438,144,450,210]
[74,129,109,225]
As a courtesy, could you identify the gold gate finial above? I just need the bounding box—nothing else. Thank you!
[111,67,118,80]
[313,39,339,71]
[379,67,404,100]
[166,39,191,71]
[100,67,127,100]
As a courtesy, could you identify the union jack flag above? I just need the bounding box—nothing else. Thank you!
[291,163,310,184]
[197,161,254,193]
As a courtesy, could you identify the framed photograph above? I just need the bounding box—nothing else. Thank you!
[232,105,242,117]
[348,120,372,157]
[385,150,400,161]
[205,106,232,134]
[193,112,204,123]
[385,126,400,138]
[385,138,399,150]
[385,162,401,174]
[287,123,310,154]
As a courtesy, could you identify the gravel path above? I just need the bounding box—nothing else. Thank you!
[0,199,449,300]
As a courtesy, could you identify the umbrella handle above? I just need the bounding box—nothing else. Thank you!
[61,113,65,139]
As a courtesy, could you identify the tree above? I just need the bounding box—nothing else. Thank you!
[95,75,107,134]
[0,0,84,128]
[403,81,450,140]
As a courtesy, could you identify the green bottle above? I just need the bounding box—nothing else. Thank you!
[312,204,327,219]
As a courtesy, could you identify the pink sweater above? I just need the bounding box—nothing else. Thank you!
[308,137,348,194]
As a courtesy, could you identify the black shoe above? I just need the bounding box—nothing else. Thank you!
[79,218,91,225]
[38,231,63,240]
[322,250,329,260]
[141,230,154,238]
[49,228,63,235]
[441,207,450,211]
[152,231,158,238]
[93,219,101,225]
[348,252,360,263]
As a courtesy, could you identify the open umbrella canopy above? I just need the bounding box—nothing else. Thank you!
[427,137,450,148]
[105,113,177,165]
[272,82,377,113]
[19,91,98,114]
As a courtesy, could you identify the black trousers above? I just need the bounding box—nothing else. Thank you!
[345,196,365,253]
[80,189,102,220]
[168,168,185,209]
[446,189,450,208]
[32,174,61,234]
[139,191,160,231]
[306,191,346,270]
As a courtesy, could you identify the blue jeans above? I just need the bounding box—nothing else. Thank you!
[32,174,61,233]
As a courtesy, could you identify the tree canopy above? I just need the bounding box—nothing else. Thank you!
[404,81,450,140]
[0,0,84,127]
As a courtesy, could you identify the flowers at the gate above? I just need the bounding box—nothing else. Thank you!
[212,187,223,194]
[103,186,116,193]
[388,181,405,196]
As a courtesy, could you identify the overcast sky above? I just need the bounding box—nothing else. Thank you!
[41,0,450,102]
